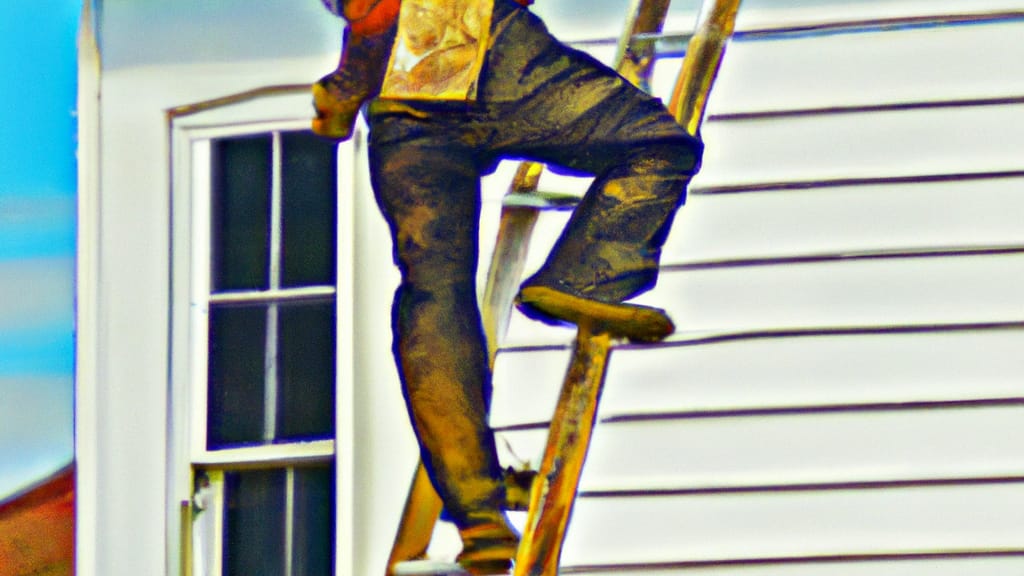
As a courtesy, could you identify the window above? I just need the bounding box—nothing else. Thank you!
[204,132,338,451]
[171,102,357,576]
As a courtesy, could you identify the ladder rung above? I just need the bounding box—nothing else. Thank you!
[392,560,469,575]
[567,32,695,58]
[566,31,693,46]
[502,190,581,210]
[631,31,694,53]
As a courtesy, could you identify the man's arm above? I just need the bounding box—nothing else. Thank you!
[312,0,400,140]
[313,0,535,140]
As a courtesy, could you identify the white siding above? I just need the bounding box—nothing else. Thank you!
[498,406,1024,489]
[559,483,1024,565]
[703,19,1024,112]
[493,330,1024,424]
[693,105,1024,188]
[487,7,1024,573]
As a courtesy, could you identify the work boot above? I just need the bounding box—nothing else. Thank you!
[455,515,520,575]
[515,284,674,342]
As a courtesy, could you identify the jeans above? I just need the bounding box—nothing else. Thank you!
[367,0,701,527]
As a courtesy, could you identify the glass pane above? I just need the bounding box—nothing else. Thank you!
[224,470,286,576]
[277,302,336,441]
[211,135,271,291]
[292,465,335,576]
[281,131,337,288]
[208,304,267,448]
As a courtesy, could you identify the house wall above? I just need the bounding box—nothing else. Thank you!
[490,3,1024,574]
[84,1,1024,575]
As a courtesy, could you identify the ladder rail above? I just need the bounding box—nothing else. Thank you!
[512,328,613,576]
[671,0,742,136]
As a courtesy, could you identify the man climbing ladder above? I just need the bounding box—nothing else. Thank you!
[313,0,703,573]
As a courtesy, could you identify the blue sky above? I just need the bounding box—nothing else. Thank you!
[0,0,80,499]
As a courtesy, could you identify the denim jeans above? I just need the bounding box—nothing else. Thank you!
[366,0,701,527]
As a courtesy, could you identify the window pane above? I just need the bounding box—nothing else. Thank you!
[211,135,271,291]
[292,465,335,576]
[277,302,336,441]
[208,304,267,448]
[224,470,286,576]
[281,131,337,288]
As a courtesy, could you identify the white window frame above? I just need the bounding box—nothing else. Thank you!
[168,90,358,576]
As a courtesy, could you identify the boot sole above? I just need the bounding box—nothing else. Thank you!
[516,285,674,342]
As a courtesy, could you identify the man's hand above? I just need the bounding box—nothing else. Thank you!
[312,82,361,141]
[312,22,397,141]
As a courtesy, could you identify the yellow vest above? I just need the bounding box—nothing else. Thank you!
[380,0,493,100]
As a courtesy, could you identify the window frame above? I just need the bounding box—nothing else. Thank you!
[168,92,358,576]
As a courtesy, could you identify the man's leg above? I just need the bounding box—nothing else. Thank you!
[511,139,697,342]
[478,1,702,336]
[368,126,518,574]
[517,140,698,315]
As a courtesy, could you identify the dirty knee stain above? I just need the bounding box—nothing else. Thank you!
[396,204,440,250]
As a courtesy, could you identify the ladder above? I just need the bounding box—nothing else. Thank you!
[387,0,741,573]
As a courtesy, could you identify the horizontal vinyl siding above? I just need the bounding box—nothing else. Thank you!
[700,19,1024,113]
[502,252,1024,340]
[732,2,1024,31]
[556,483,1024,566]
[692,104,1024,190]
[484,8,1024,574]
[504,175,1024,278]
[644,253,1023,328]
[492,328,1024,426]
[664,177,1024,262]
[561,556,1024,576]
[496,405,1024,490]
